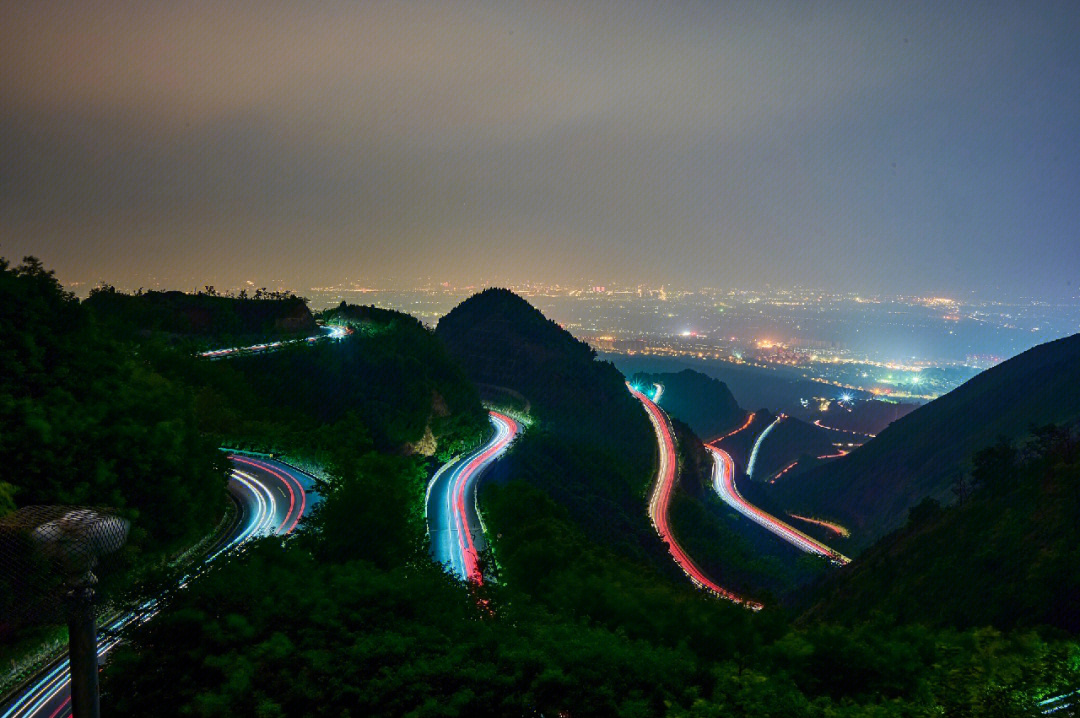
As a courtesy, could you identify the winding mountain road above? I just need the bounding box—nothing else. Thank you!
[0,456,320,718]
[629,383,760,608]
[198,324,348,359]
[745,414,783,480]
[709,445,850,565]
[427,411,520,584]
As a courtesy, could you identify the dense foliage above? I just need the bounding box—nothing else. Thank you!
[102,457,1079,717]
[0,257,225,551]
[84,286,316,343]
[9,277,1079,714]
[0,258,226,638]
[805,425,1080,632]
[104,541,711,718]
[302,451,430,569]
[144,303,487,461]
[0,266,484,652]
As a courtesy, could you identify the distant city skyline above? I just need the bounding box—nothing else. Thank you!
[297,283,1080,391]
[3,3,1079,300]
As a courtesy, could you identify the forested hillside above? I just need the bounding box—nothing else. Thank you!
[436,289,659,560]
[5,272,1078,716]
[436,289,645,437]
[805,425,1080,631]
[0,258,224,553]
[84,286,315,342]
[102,418,1080,718]
[149,302,488,462]
[0,264,486,655]
[0,258,226,643]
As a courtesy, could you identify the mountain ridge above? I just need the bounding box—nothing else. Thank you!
[767,331,1080,547]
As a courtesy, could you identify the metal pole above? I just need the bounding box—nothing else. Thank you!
[66,585,99,718]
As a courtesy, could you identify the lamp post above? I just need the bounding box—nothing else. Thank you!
[66,579,100,718]
[1,507,129,718]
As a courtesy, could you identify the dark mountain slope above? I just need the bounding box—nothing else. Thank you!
[607,353,868,413]
[769,332,1080,547]
[666,419,831,599]
[435,289,650,454]
[630,369,746,440]
[436,289,658,561]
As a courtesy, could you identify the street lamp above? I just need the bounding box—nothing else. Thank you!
[2,507,128,718]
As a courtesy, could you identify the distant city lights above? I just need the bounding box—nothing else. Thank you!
[298,282,1075,401]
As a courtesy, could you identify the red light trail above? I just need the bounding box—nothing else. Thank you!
[709,445,850,565]
[709,411,756,444]
[450,411,519,584]
[772,459,800,480]
[787,513,851,538]
[629,383,761,608]
[230,455,308,534]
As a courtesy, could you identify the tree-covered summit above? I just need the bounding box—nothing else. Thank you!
[435,288,608,421]
[84,286,315,343]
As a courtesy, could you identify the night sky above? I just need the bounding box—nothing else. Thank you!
[2,2,1078,298]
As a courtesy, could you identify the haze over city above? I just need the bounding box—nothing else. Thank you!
[3,2,1079,300]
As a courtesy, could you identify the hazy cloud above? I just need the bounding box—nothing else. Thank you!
[2,2,1078,297]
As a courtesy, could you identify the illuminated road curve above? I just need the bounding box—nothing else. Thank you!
[813,419,876,439]
[745,414,783,480]
[709,411,756,444]
[198,324,348,359]
[708,445,850,565]
[787,513,851,538]
[427,412,520,584]
[0,456,321,718]
[629,383,760,608]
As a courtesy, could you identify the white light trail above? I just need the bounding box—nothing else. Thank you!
[746,415,782,480]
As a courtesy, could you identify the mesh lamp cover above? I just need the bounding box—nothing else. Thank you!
[28,508,129,584]
[0,507,129,633]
